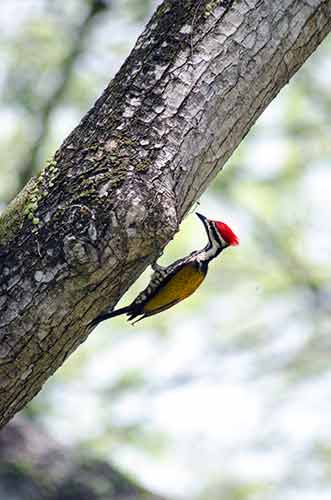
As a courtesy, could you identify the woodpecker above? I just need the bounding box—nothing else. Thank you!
[90,213,239,326]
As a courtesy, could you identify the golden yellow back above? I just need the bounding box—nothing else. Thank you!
[143,263,206,314]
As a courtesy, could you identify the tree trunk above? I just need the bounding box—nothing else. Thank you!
[0,0,330,429]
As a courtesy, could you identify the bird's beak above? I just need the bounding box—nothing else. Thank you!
[196,212,209,231]
[195,212,206,221]
[196,212,207,223]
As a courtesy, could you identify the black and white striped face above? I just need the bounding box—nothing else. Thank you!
[196,213,227,249]
[196,212,239,261]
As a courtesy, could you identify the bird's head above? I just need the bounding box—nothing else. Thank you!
[196,212,239,249]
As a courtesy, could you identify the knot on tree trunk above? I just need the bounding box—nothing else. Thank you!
[114,174,179,264]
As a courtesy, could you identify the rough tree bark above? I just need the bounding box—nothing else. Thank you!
[0,0,330,429]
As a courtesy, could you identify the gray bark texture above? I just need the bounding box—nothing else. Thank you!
[0,0,330,429]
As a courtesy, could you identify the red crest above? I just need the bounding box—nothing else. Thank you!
[213,221,239,246]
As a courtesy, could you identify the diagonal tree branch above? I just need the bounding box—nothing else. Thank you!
[0,0,330,429]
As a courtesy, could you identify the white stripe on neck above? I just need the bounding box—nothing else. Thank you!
[198,219,227,263]
[202,239,221,261]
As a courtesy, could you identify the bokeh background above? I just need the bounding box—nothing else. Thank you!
[1,1,331,499]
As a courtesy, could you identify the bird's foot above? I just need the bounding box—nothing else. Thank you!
[151,261,165,272]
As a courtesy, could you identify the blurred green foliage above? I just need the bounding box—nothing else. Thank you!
[1,1,331,499]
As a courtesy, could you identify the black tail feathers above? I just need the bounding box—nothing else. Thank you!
[89,306,130,328]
